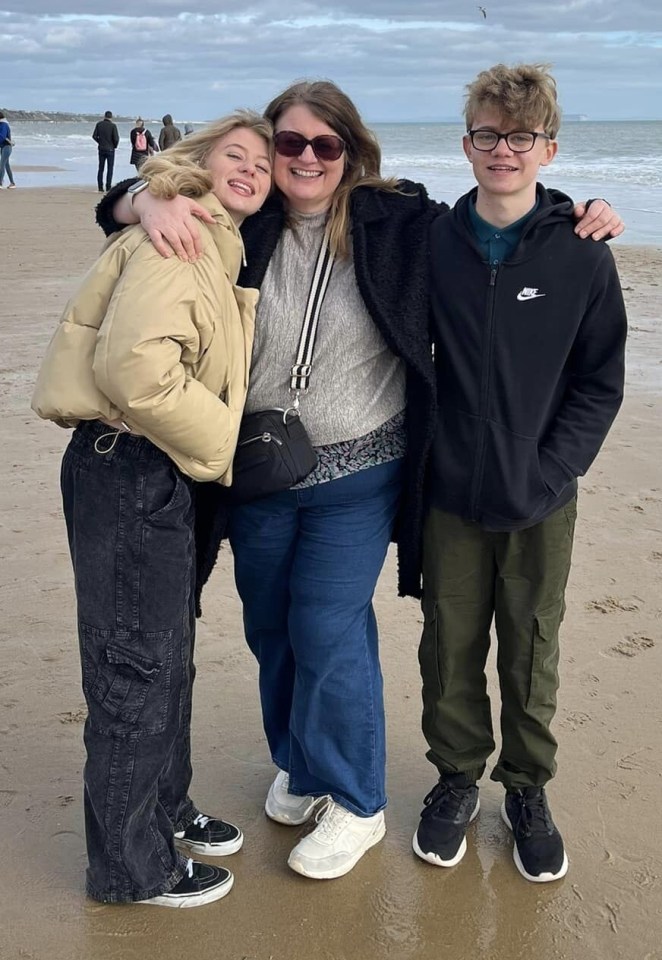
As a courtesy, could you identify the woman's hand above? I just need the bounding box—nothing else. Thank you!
[130,192,216,261]
[573,199,624,241]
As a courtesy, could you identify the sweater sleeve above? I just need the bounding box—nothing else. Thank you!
[95,178,140,235]
[539,247,627,493]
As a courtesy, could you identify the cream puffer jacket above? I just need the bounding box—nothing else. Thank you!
[32,194,256,484]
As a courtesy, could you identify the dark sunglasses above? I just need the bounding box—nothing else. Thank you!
[274,130,346,162]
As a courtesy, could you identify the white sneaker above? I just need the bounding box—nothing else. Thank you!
[265,769,319,825]
[287,800,386,879]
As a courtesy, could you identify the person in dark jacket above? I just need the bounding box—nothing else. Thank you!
[413,63,627,885]
[159,113,182,152]
[92,110,119,192]
[94,80,624,884]
[129,117,157,170]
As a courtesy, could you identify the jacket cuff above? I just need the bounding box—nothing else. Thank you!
[95,177,140,236]
[539,448,574,496]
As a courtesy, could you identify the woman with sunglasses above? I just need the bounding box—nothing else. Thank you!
[95,80,623,882]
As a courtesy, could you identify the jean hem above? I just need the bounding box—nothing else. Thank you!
[85,858,186,904]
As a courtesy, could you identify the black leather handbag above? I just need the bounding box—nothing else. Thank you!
[230,230,334,505]
[230,408,318,504]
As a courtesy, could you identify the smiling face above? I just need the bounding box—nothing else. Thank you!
[204,127,272,224]
[463,108,557,210]
[273,104,346,214]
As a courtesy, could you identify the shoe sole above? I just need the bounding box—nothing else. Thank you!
[140,872,234,908]
[412,796,480,867]
[175,830,244,857]
[265,793,320,826]
[287,818,386,880]
[500,802,569,883]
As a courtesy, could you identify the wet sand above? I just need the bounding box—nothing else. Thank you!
[1,188,661,960]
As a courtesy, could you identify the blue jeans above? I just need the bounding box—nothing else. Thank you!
[229,460,403,817]
[60,421,199,902]
[0,144,14,186]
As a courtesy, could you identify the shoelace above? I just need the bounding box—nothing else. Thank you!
[422,780,469,819]
[511,791,553,839]
[183,858,194,879]
[191,813,211,829]
[311,800,352,841]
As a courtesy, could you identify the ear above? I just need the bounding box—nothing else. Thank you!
[539,138,558,168]
[462,134,473,162]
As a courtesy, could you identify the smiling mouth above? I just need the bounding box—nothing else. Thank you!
[290,168,323,179]
[228,179,254,195]
[487,165,518,172]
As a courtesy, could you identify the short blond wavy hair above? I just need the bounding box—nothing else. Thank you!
[464,63,562,139]
[139,110,273,199]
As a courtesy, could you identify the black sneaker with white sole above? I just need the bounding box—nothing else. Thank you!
[141,859,233,908]
[413,773,480,867]
[501,786,568,883]
[174,812,243,856]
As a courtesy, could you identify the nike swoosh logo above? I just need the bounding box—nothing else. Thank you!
[517,292,546,301]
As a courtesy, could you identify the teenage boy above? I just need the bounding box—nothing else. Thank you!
[414,63,627,883]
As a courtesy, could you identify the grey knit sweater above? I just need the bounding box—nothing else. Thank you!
[244,211,406,446]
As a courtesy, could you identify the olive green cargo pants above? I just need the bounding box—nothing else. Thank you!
[419,498,577,789]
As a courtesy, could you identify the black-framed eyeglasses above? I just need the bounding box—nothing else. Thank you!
[274,131,346,162]
[467,129,553,153]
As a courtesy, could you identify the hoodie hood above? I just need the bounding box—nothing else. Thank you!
[162,114,173,125]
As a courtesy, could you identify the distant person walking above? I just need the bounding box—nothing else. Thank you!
[92,110,120,193]
[184,123,195,137]
[0,112,16,188]
[159,114,182,152]
[129,117,157,171]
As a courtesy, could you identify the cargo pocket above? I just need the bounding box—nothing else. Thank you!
[80,623,174,738]
[526,610,561,711]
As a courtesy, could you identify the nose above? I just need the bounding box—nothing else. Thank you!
[298,143,317,162]
[492,134,514,155]
[238,157,257,176]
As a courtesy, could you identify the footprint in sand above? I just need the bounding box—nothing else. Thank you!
[587,596,641,614]
[609,635,655,658]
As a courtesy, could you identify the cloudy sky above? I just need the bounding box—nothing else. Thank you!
[2,1,661,122]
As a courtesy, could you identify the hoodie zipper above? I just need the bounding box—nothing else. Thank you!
[469,264,499,520]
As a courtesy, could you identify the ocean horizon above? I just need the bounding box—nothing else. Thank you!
[6,119,661,245]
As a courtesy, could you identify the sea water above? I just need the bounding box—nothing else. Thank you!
[6,119,661,245]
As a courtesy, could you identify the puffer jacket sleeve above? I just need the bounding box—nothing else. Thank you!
[93,237,240,479]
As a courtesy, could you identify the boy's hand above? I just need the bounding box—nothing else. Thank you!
[573,199,624,240]
[132,192,215,261]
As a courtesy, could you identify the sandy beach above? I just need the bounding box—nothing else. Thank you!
[1,187,661,960]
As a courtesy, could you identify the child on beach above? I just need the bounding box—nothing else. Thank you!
[413,63,627,883]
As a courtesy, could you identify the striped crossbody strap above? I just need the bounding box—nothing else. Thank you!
[289,228,335,399]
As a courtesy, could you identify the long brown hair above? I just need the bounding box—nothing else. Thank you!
[264,80,400,257]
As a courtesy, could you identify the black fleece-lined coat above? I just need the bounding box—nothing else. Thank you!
[97,180,448,605]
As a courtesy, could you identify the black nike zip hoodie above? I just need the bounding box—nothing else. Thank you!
[428,183,627,530]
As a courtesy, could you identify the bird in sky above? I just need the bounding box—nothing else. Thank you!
[478,5,487,17]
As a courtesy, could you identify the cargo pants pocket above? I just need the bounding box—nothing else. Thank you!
[80,623,174,738]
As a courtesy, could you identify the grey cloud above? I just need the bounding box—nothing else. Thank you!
[1,1,660,120]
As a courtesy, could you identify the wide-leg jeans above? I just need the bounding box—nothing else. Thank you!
[61,421,199,902]
[229,460,403,817]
